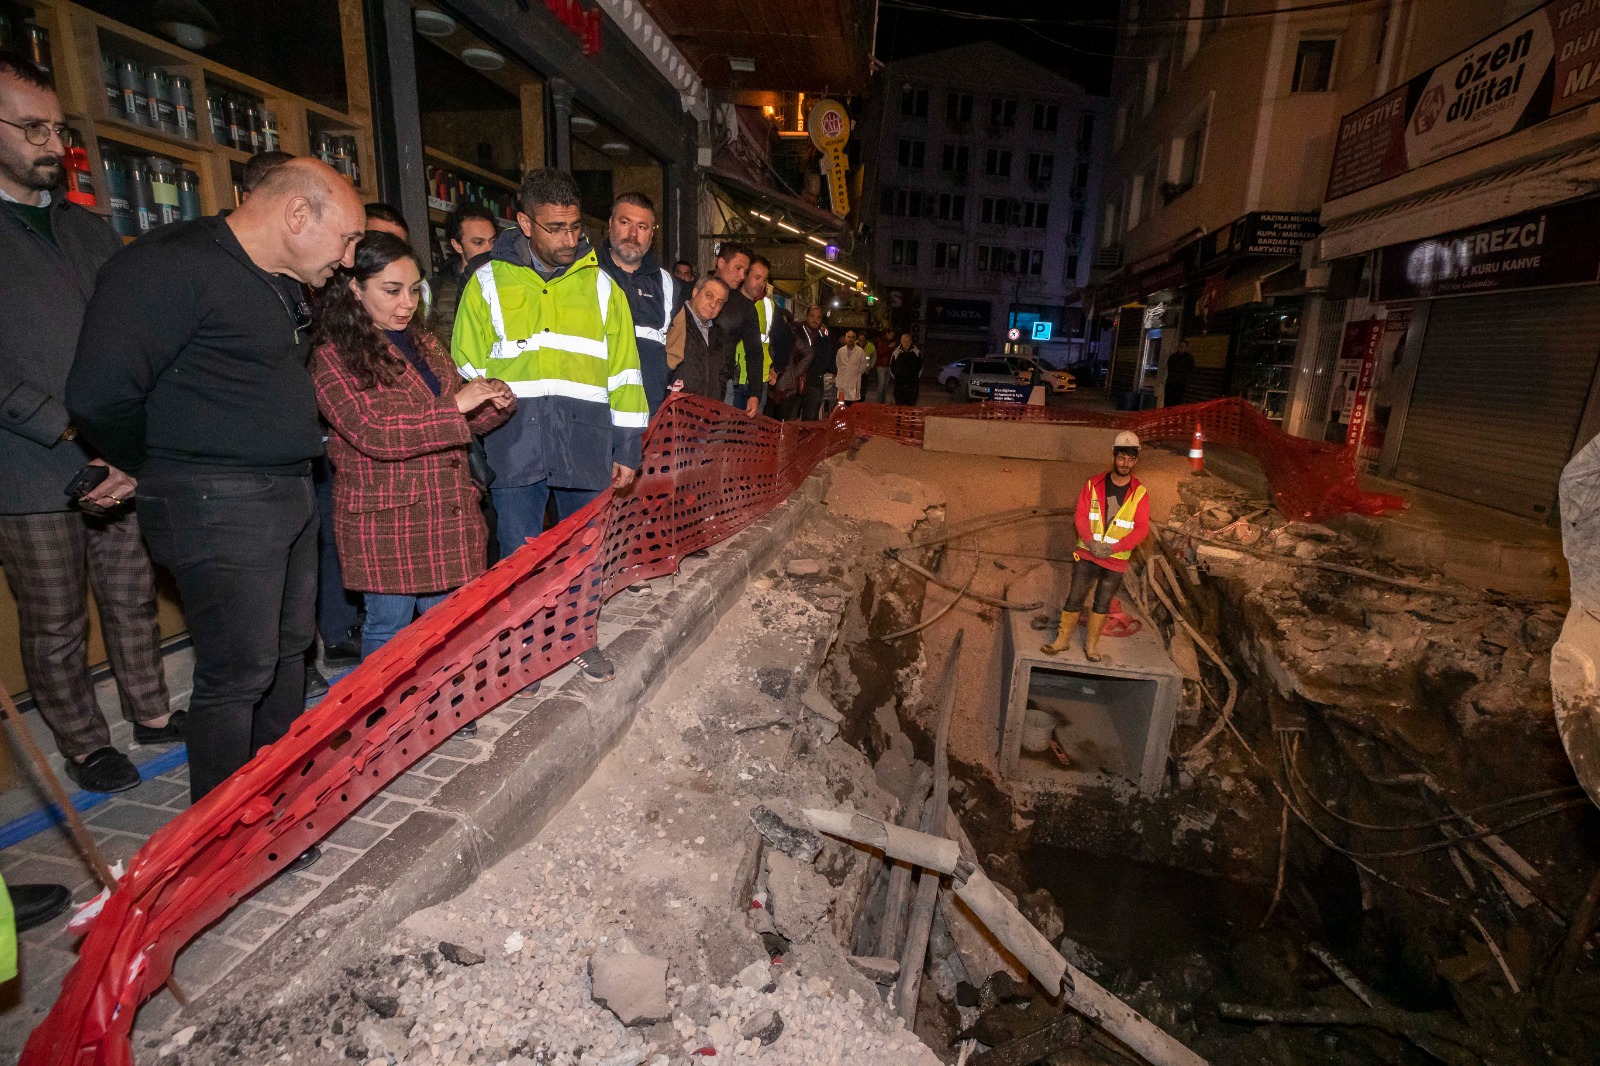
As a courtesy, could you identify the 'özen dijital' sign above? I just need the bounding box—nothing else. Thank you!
[1326,0,1600,201]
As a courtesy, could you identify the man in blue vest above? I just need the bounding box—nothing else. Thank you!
[597,192,680,416]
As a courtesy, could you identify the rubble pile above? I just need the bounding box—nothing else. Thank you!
[154,500,954,1065]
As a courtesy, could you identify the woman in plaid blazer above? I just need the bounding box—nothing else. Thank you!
[311,233,514,659]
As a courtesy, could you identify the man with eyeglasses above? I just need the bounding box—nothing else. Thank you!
[452,168,648,684]
[0,49,179,800]
[69,159,366,830]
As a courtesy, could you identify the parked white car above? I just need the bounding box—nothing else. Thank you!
[938,358,972,390]
[956,358,1023,400]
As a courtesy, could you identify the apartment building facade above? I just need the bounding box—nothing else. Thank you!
[864,42,1108,367]
[1095,0,1394,413]
[1100,0,1600,520]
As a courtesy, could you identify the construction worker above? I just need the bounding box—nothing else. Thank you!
[452,168,649,683]
[1042,431,1150,662]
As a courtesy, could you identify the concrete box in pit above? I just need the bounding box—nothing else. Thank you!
[999,563,1182,796]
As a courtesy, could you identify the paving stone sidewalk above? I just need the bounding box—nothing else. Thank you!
[0,469,826,1062]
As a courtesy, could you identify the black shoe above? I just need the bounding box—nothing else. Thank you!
[322,635,363,667]
[63,747,140,794]
[132,710,186,746]
[456,719,478,738]
[8,883,71,932]
[283,846,320,875]
[577,648,615,683]
[305,665,330,699]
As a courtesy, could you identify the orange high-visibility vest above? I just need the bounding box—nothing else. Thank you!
[1078,481,1147,561]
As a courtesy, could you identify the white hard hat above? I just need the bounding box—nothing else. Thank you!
[1113,431,1141,451]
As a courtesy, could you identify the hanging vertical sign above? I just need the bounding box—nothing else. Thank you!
[1334,319,1385,450]
[808,98,851,217]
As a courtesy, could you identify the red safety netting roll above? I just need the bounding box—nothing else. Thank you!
[22,393,1397,1065]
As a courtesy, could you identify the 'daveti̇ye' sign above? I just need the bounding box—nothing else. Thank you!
[1326,0,1600,200]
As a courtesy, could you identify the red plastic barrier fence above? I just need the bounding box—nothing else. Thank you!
[845,396,1405,522]
[22,393,1397,1065]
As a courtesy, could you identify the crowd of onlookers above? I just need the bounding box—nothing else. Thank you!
[0,45,927,913]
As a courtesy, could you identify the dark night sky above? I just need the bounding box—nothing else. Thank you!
[874,0,1123,96]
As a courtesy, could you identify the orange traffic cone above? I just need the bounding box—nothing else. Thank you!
[1189,421,1205,472]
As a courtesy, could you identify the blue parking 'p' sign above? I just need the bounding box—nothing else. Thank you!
[1031,321,1053,341]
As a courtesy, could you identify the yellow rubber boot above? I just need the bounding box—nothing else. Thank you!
[1040,611,1080,655]
[1085,612,1108,661]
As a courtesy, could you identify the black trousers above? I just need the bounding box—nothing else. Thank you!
[137,471,317,801]
[1065,557,1124,615]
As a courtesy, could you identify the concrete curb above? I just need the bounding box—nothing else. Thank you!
[191,467,832,1014]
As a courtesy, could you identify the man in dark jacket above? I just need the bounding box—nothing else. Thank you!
[0,50,176,795]
[707,242,765,411]
[69,158,366,812]
[596,192,680,416]
[793,305,836,420]
[667,276,730,399]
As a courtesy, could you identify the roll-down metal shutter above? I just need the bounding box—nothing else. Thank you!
[1395,287,1600,519]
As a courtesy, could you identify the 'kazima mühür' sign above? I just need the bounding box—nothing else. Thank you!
[1326,0,1600,200]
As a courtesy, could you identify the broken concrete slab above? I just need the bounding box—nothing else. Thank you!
[589,951,671,1026]
[437,941,484,967]
[750,806,823,863]
[848,955,901,984]
[736,958,777,993]
[801,684,844,723]
[742,1009,784,1046]
[766,850,833,943]
[787,558,822,576]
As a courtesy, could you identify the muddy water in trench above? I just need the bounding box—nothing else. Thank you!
[1025,846,1272,975]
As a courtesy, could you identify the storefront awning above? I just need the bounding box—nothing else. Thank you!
[1319,137,1600,261]
[703,169,868,290]
[705,167,845,235]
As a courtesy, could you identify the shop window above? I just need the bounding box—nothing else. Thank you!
[901,85,929,117]
[1292,39,1337,92]
[891,238,920,267]
[946,91,974,123]
[984,148,1012,177]
[1033,103,1059,132]
[78,0,349,111]
[898,139,926,169]
[941,143,969,173]
[935,242,962,270]
[990,97,1017,128]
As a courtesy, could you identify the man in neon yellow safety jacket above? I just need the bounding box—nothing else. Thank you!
[452,169,648,682]
[733,254,776,415]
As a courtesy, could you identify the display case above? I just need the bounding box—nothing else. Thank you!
[9,0,376,240]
